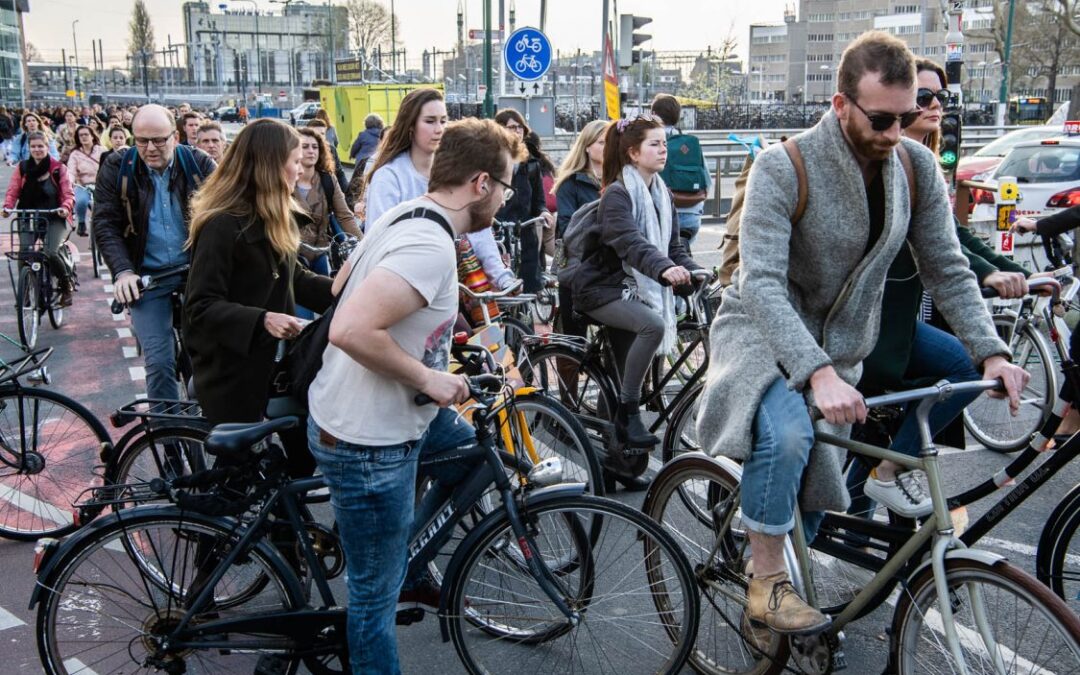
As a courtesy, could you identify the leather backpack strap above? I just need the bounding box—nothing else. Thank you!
[895,142,917,215]
[782,138,808,225]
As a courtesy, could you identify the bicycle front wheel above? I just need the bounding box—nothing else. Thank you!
[36,508,307,675]
[500,392,603,495]
[447,495,699,675]
[963,316,1055,452]
[891,558,1080,674]
[1039,488,1080,615]
[16,265,39,349]
[0,387,110,540]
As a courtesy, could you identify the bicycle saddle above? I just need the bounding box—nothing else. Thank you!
[205,416,299,458]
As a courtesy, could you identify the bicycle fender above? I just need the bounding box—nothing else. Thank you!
[902,546,1008,591]
[514,386,539,396]
[436,483,589,641]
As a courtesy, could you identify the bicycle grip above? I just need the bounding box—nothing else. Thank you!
[415,393,434,406]
[111,299,125,314]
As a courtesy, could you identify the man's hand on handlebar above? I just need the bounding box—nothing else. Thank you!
[114,272,143,305]
[420,370,471,408]
[1010,216,1038,235]
[810,365,867,425]
[662,265,692,287]
[983,271,1028,299]
[982,355,1030,415]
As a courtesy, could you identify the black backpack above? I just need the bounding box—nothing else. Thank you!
[273,207,454,403]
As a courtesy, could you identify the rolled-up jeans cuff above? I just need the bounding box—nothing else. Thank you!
[741,511,795,536]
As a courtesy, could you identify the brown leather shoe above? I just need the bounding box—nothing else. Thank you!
[59,288,73,308]
[740,608,774,656]
[747,571,830,635]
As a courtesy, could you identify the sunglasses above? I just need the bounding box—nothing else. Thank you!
[847,95,921,132]
[916,88,951,110]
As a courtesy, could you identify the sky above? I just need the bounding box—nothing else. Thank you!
[23,0,793,69]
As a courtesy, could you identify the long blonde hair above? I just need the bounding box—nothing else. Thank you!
[552,120,607,195]
[187,119,301,259]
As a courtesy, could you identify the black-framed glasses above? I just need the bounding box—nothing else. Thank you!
[846,95,921,132]
[490,175,516,202]
[916,88,951,110]
[133,136,172,148]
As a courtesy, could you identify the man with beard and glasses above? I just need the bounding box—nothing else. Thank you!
[305,117,525,675]
[695,30,1027,639]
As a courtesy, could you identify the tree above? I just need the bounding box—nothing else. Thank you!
[23,41,40,63]
[344,0,400,62]
[1049,0,1080,117]
[127,0,156,74]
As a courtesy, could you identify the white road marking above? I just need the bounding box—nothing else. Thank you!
[0,483,74,528]
[122,346,137,359]
[135,393,147,400]
[980,536,1080,566]
[63,658,99,675]
[102,284,113,293]
[128,366,146,381]
[110,312,124,322]
[115,328,131,338]
[0,606,25,632]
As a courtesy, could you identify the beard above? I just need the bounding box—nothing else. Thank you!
[842,115,898,162]
[467,198,499,233]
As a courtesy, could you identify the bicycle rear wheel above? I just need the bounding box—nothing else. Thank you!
[1039,490,1080,615]
[446,495,699,674]
[0,387,110,540]
[109,424,209,507]
[36,509,306,675]
[47,271,64,330]
[16,265,39,350]
[891,558,1080,674]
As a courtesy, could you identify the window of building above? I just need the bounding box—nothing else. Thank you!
[894,5,920,14]
[808,13,835,22]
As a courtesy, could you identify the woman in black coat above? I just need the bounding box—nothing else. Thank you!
[184,120,333,474]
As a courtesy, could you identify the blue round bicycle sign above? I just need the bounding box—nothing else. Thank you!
[503,27,552,82]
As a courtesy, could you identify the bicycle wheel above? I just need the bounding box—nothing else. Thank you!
[521,343,617,422]
[1040,490,1080,614]
[643,454,788,675]
[16,265,40,350]
[47,273,64,330]
[500,315,534,365]
[650,326,707,411]
[110,424,210,505]
[446,494,699,674]
[532,285,557,325]
[661,381,704,463]
[0,387,110,540]
[501,392,603,495]
[964,315,1055,452]
[36,508,307,675]
[891,558,1080,674]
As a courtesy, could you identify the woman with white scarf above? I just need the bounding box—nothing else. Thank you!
[571,115,701,488]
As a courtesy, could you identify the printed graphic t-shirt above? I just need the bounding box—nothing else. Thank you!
[308,198,458,446]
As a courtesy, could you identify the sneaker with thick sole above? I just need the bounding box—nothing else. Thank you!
[863,469,932,519]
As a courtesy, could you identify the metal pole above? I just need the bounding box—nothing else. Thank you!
[999,0,1016,124]
[483,0,494,117]
[72,20,80,102]
[498,0,505,99]
[599,0,608,119]
[328,0,336,84]
[390,0,396,77]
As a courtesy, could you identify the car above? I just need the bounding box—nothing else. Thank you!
[211,106,240,123]
[957,125,1066,183]
[288,102,321,126]
[970,137,1080,224]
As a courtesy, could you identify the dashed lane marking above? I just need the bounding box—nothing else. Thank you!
[122,346,137,358]
[0,606,24,632]
[63,658,100,675]
[115,328,131,338]
[129,366,146,381]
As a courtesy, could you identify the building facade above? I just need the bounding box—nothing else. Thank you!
[0,0,27,106]
[182,1,348,90]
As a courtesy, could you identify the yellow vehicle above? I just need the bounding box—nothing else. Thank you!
[318,83,445,164]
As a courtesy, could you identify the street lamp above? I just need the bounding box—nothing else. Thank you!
[270,0,299,100]
[71,20,80,102]
[978,59,1001,104]
[221,0,260,94]
[819,64,832,103]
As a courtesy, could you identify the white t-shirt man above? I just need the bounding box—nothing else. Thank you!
[308,198,458,446]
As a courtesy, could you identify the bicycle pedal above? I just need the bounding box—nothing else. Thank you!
[620,444,652,457]
[832,649,847,671]
[396,607,425,626]
[254,654,291,675]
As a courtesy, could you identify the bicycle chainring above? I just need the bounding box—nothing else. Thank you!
[789,632,835,675]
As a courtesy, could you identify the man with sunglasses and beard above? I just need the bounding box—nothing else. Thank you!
[696,31,1028,638]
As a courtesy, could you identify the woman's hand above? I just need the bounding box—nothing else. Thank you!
[263,312,306,339]
[56,207,69,219]
[541,211,555,230]
[1011,216,1037,235]
[661,265,692,287]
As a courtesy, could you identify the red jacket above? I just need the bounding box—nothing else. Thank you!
[3,157,76,218]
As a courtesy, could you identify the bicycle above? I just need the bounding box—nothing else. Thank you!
[33,372,700,674]
[111,265,194,396]
[459,278,536,366]
[0,336,113,540]
[4,208,76,349]
[644,378,1080,674]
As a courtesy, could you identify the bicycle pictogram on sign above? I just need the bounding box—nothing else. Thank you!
[504,27,552,82]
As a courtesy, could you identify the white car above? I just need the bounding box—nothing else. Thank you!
[971,137,1080,224]
[288,102,321,126]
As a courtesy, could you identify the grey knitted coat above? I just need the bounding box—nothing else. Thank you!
[696,110,1009,513]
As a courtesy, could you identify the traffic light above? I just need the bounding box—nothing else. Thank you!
[618,14,652,68]
[940,112,962,170]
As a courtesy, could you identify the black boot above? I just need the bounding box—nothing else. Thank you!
[602,450,651,492]
[76,222,87,237]
[614,399,660,449]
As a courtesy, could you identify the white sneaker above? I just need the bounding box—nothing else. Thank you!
[863,470,933,519]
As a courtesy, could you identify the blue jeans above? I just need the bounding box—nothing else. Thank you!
[847,322,981,516]
[307,417,420,675]
[295,254,330,320]
[404,407,482,590]
[74,185,92,225]
[741,377,823,543]
[675,209,702,247]
[129,276,183,401]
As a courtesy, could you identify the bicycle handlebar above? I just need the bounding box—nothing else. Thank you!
[299,241,333,256]
[110,265,190,314]
[809,378,1005,422]
[458,278,524,300]
[979,276,1061,301]
[414,373,504,407]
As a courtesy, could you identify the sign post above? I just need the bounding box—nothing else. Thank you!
[603,31,620,120]
[995,176,1019,255]
[503,27,552,123]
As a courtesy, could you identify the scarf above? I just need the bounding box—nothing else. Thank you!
[19,157,55,210]
[619,164,676,354]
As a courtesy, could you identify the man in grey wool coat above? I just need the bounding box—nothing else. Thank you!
[696,31,1029,636]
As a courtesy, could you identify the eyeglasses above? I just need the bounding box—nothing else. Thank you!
[490,175,516,202]
[504,123,525,132]
[133,136,172,148]
[846,95,921,132]
[916,88,951,110]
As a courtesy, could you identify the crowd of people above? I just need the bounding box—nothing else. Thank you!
[5,27,1080,675]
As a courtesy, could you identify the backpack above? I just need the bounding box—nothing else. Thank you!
[117,144,207,236]
[551,199,600,289]
[275,206,454,403]
[317,171,344,236]
[660,129,710,208]
[717,139,916,286]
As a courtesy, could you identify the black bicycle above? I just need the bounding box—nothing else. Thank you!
[4,208,75,349]
[33,373,700,674]
[111,265,193,395]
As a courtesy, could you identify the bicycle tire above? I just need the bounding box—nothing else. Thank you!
[650,326,707,411]
[446,494,700,674]
[36,507,307,675]
[963,315,1055,453]
[506,392,604,496]
[890,557,1080,674]
[661,380,705,463]
[643,453,789,675]
[500,314,533,365]
[0,386,110,540]
[1039,486,1080,614]
[109,424,210,507]
[532,286,557,325]
[520,343,618,422]
[46,268,63,330]
[16,265,39,350]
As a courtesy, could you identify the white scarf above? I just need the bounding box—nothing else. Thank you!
[620,164,677,354]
